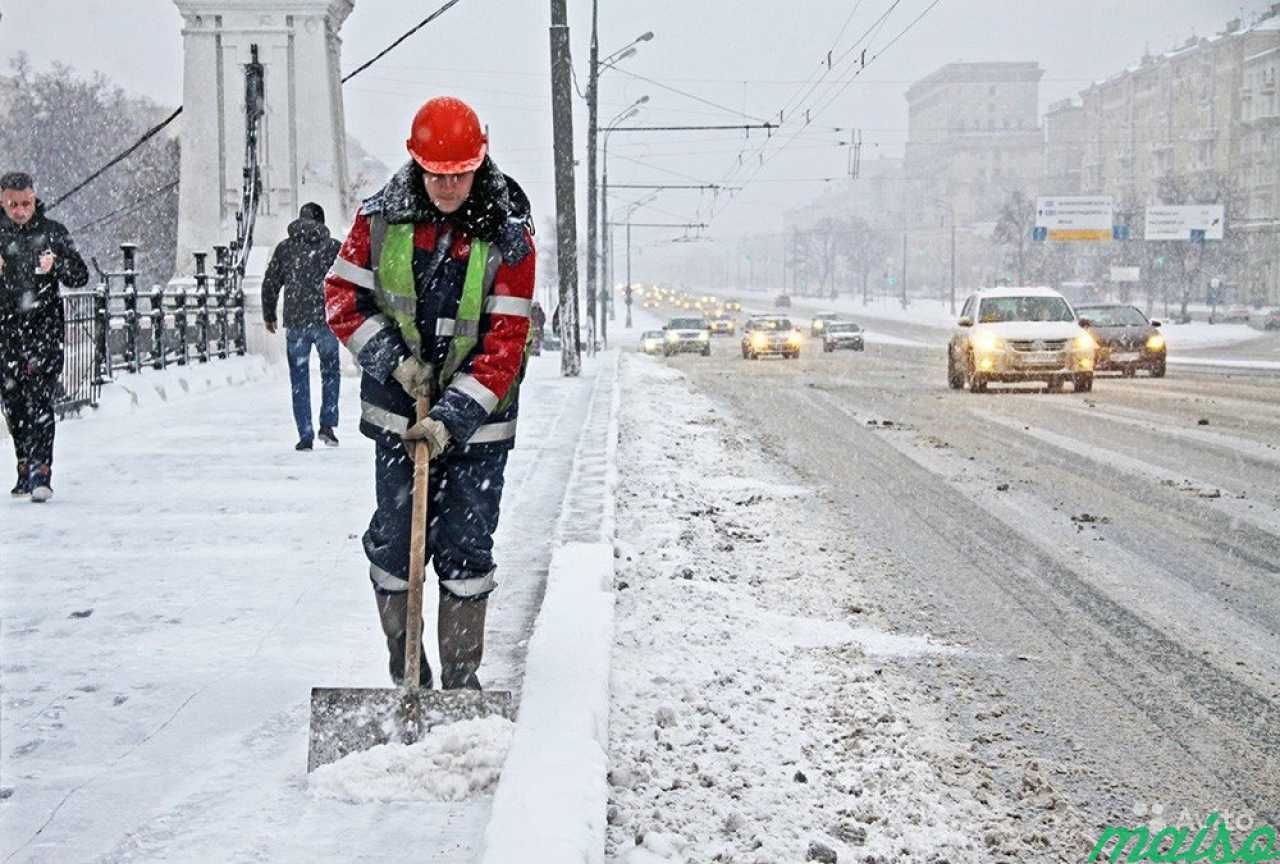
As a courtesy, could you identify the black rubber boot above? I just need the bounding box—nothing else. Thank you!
[29,464,52,504]
[438,590,488,690]
[373,587,431,687]
[11,461,30,497]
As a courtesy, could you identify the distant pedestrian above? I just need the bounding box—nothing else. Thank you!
[262,202,343,450]
[0,171,89,502]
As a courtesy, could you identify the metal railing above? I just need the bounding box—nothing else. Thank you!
[55,243,248,416]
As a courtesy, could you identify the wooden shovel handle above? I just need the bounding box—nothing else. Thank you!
[404,397,431,690]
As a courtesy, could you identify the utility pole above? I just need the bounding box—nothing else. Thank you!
[626,223,632,329]
[949,218,956,315]
[549,0,580,376]
[900,232,908,309]
[585,0,600,357]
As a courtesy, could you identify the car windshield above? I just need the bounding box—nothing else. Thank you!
[669,319,707,330]
[977,296,1074,323]
[1077,306,1148,326]
[827,322,860,333]
[751,318,792,330]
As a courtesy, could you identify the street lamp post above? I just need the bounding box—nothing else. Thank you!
[586,19,652,353]
[602,97,648,331]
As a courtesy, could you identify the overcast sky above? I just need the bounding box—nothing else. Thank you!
[1,0,1268,263]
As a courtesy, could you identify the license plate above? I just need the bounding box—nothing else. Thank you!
[1113,352,1139,362]
[1021,352,1060,365]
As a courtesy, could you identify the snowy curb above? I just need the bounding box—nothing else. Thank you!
[479,353,621,864]
[478,542,616,864]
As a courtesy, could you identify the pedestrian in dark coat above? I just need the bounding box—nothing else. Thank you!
[262,202,343,450]
[0,172,89,502]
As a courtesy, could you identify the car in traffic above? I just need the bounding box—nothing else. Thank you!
[663,317,712,356]
[725,299,743,313]
[640,330,665,355]
[1074,303,1166,377]
[742,316,802,359]
[821,321,865,352]
[1212,305,1252,324]
[947,287,1096,393]
[1264,309,1280,331]
[708,315,736,336]
[774,294,792,308]
[810,312,843,336]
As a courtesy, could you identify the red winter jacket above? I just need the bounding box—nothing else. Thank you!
[325,159,535,449]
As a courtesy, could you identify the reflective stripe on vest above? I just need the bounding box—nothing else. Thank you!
[370,216,527,413]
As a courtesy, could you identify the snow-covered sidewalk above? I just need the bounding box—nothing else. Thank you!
[0,350,615,863]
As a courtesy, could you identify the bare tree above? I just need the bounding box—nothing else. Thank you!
[992,190,1038,284]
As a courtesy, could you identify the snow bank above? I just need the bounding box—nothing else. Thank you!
[94,354,275,414]
[308,716,515,803]
[478,542,616,864]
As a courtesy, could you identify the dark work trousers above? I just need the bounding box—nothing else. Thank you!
[285,324,340,443]
[364,439,509,598]
[1,358,59,469]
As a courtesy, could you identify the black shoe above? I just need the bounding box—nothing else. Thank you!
[318,426,339,447]
[11,461,30,497]
[295,438,313,451]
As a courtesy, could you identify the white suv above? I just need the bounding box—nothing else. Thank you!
[947,287,1096,393]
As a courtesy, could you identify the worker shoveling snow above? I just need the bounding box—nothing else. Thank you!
[308,715,516,803]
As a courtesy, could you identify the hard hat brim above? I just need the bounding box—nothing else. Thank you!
[408,143,487,175]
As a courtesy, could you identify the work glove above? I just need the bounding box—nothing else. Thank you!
[391,356,433,401]
[402,416,451,460]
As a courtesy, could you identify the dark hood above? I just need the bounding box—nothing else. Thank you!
[379,156,532,243]
[287,217,331,244]
[1087,323,1157,348]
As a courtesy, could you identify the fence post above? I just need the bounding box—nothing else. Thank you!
[193,251,210,363]
[93,280,110,387]
[150,283,165,370]
[172,279,188,366]
[213,245,229,360]
[120,243,139,374]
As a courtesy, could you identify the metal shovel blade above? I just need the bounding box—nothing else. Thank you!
[306,687,514,773]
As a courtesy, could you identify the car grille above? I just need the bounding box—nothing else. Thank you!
[1009,339,1067,351]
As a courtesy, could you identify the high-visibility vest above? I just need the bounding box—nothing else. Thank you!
[369,216,525,412]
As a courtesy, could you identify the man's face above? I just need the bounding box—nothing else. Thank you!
[423,170,475,214]
[1,187,37,226]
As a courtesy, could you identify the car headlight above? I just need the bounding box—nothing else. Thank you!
[788,332,802,344]
[1074,332,1096,352]
[752,333,767,348]
[1146,334,1165,351]
[814,321,825,331]
[697,331,710,341]
[665,332,679,342]
[973,332,1004,354]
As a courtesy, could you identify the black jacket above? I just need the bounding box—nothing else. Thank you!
[261,218,342,329]
[0,201,90,367]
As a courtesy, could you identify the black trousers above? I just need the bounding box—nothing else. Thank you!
[0,360,58,468]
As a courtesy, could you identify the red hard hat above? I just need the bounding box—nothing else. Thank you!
[406,97,488,174]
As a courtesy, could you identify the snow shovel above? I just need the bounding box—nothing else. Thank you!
[306,398,514,773]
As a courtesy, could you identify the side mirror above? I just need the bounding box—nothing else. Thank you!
[1078,317,1093,329]
[1150,320,1162,328]
[958,316,973,328]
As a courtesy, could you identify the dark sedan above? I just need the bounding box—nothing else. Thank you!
[1075,304,1166,378]
[821,321,865,352]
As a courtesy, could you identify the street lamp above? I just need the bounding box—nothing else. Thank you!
[586,9,652,352]
[602,96,648,329]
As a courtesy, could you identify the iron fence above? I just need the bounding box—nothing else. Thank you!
[55,243,248,416]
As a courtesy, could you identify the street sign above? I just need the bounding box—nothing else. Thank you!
[1144,205,1224,241]
[1035,196,1114,241]
[1110,266,1140,282]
